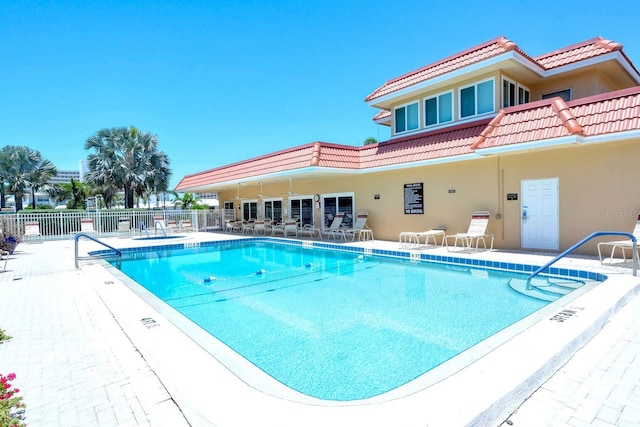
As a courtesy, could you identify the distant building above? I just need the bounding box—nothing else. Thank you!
[48,170,80,185]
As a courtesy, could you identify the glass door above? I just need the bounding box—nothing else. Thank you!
[321,193,354,228]
[290,197,314,226]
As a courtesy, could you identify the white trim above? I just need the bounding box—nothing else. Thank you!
[502,77,530,107]
[475,136,582,155]
[368,51,640,108]
[367,51,545,107]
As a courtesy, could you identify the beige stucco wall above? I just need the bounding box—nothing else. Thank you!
[217,137,640,255]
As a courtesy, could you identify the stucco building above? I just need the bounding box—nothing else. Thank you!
[176,36,640,253]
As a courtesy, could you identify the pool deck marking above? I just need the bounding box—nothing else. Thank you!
[1,233,639,426]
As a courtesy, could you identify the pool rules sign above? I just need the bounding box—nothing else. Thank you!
[404,183,424,214]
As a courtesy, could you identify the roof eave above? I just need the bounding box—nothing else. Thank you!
[366,51,545,108]
[544,51,640,83]
[474,135,583,156]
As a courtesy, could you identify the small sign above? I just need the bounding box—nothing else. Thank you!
[507,193,518,201]
[404,183,424,214]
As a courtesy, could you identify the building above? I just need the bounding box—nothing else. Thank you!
[48,169,81,185]
[175,36,640,253]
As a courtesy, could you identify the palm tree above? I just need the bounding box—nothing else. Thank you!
[84,126,171,209]
[27,157,57,209]
[0,145,56,211]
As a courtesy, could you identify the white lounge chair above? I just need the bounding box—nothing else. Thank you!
[117,218,132,237]
[272,219,298,237]
[23,221,42,243]
[80,218,95,234]
[598,215,640,263]
[253,220,267,235]
[298,223,319,238]
[320,212,345,240]
[166,220,179,233]
[445,211,493,251]
[343,212,371,241]
[180,219,194,232]
[399,228,446,248]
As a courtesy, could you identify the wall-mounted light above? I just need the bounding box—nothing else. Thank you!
[374,194,380,200]
[448,189,456,194]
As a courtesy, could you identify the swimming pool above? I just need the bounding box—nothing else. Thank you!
[106,239,598,401]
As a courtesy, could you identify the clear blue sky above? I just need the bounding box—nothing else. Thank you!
[1,0,639,189]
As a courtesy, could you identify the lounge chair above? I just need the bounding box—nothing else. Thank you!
[272,219,298,237]
[23,221,42,243]
[343,212,372,241]
[117,218,132,237]
[166,220,179,233]
[399,228,446,248]
[180,219,194,232]
[80,218,95,234]
[445,211,493,251]
[253,220,267,235]
[299,223,319,238]
[598,215,640,263]
[320,212,345,240]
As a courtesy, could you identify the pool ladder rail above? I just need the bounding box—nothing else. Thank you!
[509,231,637,302]
[74,232,122,269]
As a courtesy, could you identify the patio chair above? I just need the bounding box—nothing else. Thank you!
[598,215,640,263]
[23,221,42,243]
[272,219,298,237]
[445,211,493,251]
[80,218,95,234]
[342,212,372,241]
[399,228,446,248]
[319,212,345,240]
[253,220,267,235]
[166,220,179,233]
[117,218,132,237]
[180,219,194,232]
[298,223,319,238]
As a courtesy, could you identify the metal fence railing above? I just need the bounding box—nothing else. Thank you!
[0,209,225,241]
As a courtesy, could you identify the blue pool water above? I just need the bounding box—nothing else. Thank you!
[110,241,550,401]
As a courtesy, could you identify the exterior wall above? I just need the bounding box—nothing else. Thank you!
[218,137,640,255]
[529,69,620,101]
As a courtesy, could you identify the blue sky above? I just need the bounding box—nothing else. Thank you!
[1,0,639,189]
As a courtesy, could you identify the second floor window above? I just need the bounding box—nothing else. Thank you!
[460,78,494,118]
[502,78,530,107]
[395,101,419,134]
[424,91,453,127]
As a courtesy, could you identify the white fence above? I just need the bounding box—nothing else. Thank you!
[0,209,226,241]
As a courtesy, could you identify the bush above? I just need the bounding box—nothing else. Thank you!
[0,373,25,427]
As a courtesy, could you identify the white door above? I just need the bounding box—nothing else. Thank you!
[521,178,559,250]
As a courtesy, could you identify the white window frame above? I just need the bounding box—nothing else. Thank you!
[321,192,355,228]
[502,77,530,108]
[458,77,495,119]
[393,101,420,135]
[423,90,453,128]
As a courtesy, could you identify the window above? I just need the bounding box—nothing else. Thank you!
[502,78,530,107]
[459,78,495,118]
[242,201,258,221]
[542,88,571,102]
[394,101,419,134]
[424,91,453,127]
[321,193,354,228]
[290,197,314,226]
[263,199,283,223]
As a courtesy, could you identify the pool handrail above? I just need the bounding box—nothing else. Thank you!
[74,232,122,269]
[526,231,637,289]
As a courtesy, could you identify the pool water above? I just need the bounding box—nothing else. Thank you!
[110,241,548,401]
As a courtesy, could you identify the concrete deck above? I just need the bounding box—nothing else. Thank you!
[0,233,638,426]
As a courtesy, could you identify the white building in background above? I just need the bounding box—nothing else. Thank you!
[79,159,89,182]
[48,170,80,185]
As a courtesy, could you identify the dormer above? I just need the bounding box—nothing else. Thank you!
[366,36,640,139]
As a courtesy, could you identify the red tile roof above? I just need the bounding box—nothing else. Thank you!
[365,36,638,104]
[365,36,523,102]
[473,86,640,150]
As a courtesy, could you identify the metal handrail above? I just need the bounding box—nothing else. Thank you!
[74,232,122,269]
[526,231,637,289]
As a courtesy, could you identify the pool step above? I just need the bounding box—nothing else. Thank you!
[508,278,585,302]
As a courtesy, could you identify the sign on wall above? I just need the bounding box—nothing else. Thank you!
[404,182,424,214]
